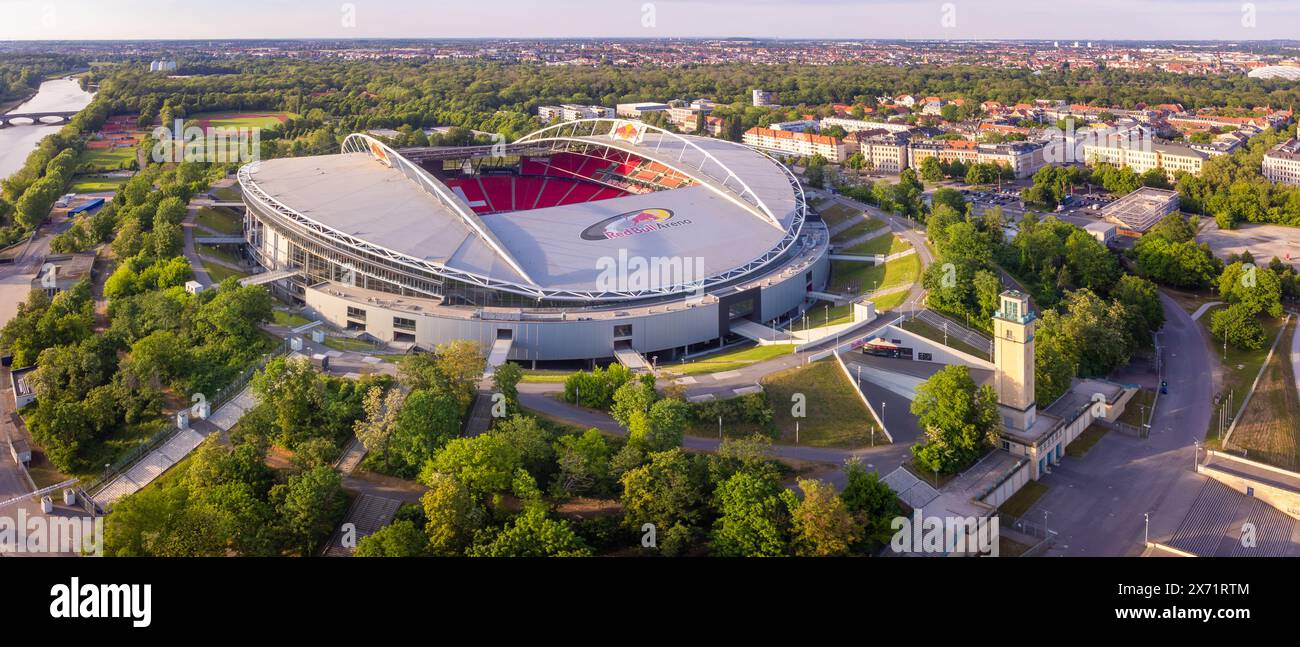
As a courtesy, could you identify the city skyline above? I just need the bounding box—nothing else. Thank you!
[3,0,1300,42]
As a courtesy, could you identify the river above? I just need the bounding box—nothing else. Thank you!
[0,77,95,181]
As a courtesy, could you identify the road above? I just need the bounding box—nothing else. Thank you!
[0,213,76,506]
[1029,291,1214,555]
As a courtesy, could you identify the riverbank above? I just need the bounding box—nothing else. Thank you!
[0,88,39,115]
[0,78,95,181]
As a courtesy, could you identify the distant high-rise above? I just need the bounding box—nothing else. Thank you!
[149,60,177,73]
[752,89,773,107]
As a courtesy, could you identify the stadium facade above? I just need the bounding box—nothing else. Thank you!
[239,119,830,363]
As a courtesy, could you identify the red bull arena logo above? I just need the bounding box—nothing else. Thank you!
[581,208,690,240]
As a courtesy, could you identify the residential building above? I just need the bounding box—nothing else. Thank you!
[667,105,711,132]
[844,131,910,173]
[537,104,614,123]
[1082,139,1207,178]
[908,139,979,167]
[752,89,774,107]
[703,115,725,137]
[743,127,850,162]
[1263,138,1300,186]
[975,141,1047,178]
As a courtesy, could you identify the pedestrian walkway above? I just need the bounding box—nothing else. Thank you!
[92,428,207,508]
[1190,300,1224,321]
[322,494,403,557]
[92,384,259,509]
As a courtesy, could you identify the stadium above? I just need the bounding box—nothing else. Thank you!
[238,119,831,365]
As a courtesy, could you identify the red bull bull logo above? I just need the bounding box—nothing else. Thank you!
[609,120,646,144]
[368,141,392,167]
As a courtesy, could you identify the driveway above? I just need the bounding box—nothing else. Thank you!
[1028,291,1215,555]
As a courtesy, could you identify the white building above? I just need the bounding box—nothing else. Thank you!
[1083,139,1207,178]
[538,104,614,123]
[616,102,670,119]
[769,119,819,133]
[149,60,178,73]
[1263,138,1300,186]
[820,117,913,134]
[752,89,774,107]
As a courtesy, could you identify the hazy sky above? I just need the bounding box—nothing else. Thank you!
[2,0,1300,41]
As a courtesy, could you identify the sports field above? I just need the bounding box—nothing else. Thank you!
[192,111,297,130]
[68,175,129,193]
[78,147,136,172]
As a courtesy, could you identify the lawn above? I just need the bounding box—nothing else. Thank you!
[521,370,573,383]
[272,309,313,328]
[68,175,128,193]
[818,202,862,228]
[871,290,912,313]
[801,301,854,329]
[842,233,910,257]
[1065,425,1110,458]
[661,343,793,377]
[1116,388,1156,428]
[193,111,298,131]
[77,147,136,172]
[196,206,243,235]
[1223,318,1300,470]
[898,317,989,359]
[70,417,172,484]
[323,335,382,352]
[211,186,241,202]
[829,217,886,245]
[998,480,1049,517]
[202,261,249,283]
[197,243,242,266]
[761,358,884,448]
[829,249,921,295]
[1202,307,1286,448]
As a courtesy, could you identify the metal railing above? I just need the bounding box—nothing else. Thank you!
[85,338,289,496]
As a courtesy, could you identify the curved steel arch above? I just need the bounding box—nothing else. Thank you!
[340,133,538,288]
[238,131,808,303]
[516,118,785,230]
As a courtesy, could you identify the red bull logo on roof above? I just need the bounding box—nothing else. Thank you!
[581,208,690,240]
[608,120,646,145]
[368,141,392,167]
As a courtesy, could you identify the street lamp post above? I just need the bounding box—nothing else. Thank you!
[1143,512,1150,546]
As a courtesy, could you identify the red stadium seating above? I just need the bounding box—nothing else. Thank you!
[443,160,634,214]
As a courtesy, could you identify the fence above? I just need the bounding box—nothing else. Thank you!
[997,512,1057,557]
[84,339,289,496]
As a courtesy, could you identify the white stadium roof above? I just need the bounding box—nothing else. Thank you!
[242,124,805,301]
[1248,66,1300,80]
